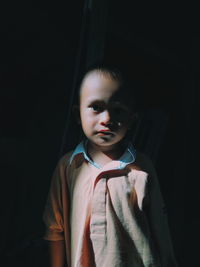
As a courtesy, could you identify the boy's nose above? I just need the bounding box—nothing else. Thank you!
[99,110,112,126]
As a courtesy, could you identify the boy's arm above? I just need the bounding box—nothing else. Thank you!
[139,153,178,266]
[48,240,65,267]
[147,170,178,266]
[43,155,71,267]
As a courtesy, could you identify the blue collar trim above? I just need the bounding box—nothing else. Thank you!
[69,140,136,169]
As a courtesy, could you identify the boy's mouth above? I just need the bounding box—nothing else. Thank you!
[97,130,114,136]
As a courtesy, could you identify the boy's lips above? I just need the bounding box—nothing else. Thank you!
[97,130,114,136]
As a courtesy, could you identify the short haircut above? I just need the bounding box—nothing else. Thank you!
[78,63,123,95]
[77,62,139,112]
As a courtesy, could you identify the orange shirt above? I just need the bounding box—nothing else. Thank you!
[43,141,177,267]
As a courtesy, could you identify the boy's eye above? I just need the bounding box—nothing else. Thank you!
[90,104,104,112]
[113,105,128,115]
[113,107,123,114]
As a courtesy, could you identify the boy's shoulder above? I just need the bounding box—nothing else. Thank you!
[131,150,156,176]
[56,150,74,168]
[135,150,153,166]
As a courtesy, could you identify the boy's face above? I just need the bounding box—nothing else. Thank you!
[79,72,134,151]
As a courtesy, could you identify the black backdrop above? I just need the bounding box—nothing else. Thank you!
[1,1,199,266]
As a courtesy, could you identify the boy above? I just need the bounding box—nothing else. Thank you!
[43,65,177,267]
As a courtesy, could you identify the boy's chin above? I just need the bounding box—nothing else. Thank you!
[89,136,123,149]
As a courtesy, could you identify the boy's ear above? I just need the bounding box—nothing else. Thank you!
[72,105,81,124]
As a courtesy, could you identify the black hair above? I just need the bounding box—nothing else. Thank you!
[78,62,122,93]
[77,62,139,113]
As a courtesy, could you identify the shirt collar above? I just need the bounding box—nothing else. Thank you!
[69,139,136,169]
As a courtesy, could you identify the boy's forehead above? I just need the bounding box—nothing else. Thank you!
[81,71,119,90]
[80,71,131,106]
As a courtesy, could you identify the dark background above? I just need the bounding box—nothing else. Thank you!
[0,1,199,266]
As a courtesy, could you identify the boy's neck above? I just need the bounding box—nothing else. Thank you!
[87,141,126,167]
